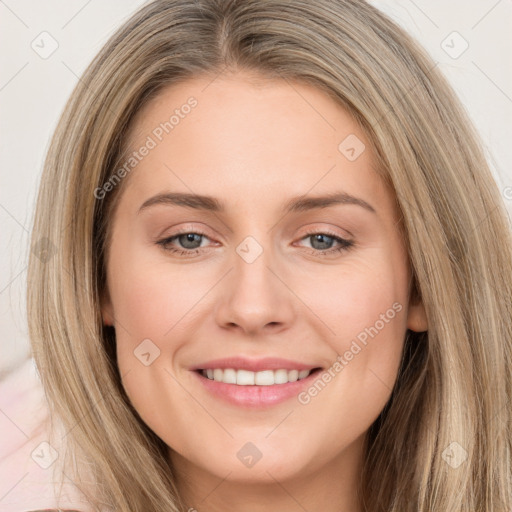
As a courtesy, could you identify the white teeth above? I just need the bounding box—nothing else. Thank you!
[274,369,289,384]
[201,368,314,385]
[222,368,237,384]
[298,370,310,379]
[237,369,255,385]
[288,369,299,382]
[254,370,274,385]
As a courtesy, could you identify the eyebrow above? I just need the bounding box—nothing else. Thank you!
[138,191,376,215]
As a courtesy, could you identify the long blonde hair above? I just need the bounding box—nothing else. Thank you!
[27,0,512,510]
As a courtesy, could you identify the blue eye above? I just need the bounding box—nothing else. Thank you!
[302,232,354,254]
[156,230,354,257]
[156,231,208,256]
[174,233,204,250]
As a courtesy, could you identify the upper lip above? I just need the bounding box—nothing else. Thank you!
[190,357,322,372]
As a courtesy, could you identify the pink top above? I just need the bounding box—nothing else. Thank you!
[0,358,93,512]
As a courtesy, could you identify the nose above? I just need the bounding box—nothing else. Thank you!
[214,237,295,337]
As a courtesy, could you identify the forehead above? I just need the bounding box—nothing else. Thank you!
[126,71,363,158]
[116,72,395,219]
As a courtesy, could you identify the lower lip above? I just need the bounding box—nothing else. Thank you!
[192,368,323,409]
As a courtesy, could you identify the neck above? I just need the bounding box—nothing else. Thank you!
[170,434,366,512]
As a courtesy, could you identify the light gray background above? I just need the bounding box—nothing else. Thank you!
[1,0,511,374]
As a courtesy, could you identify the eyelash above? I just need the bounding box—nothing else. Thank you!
[156,228,355,257]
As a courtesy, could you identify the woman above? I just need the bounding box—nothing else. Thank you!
[26,0,512,511]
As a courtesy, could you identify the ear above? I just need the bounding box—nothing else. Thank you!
[100,288,115,326]
[406,281,428,332]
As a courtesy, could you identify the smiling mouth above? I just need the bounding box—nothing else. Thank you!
[196,367,323,386]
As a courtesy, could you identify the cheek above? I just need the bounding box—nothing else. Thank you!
[290,269,408,457]
[297,251,409,399]
[297,248,408,342]
[108,243,210,342]
[108,247,217,418]
[109,253,195,441]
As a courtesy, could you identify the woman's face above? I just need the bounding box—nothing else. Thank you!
[101,71,427,496]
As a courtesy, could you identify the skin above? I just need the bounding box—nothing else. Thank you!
[101,70,428,512]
